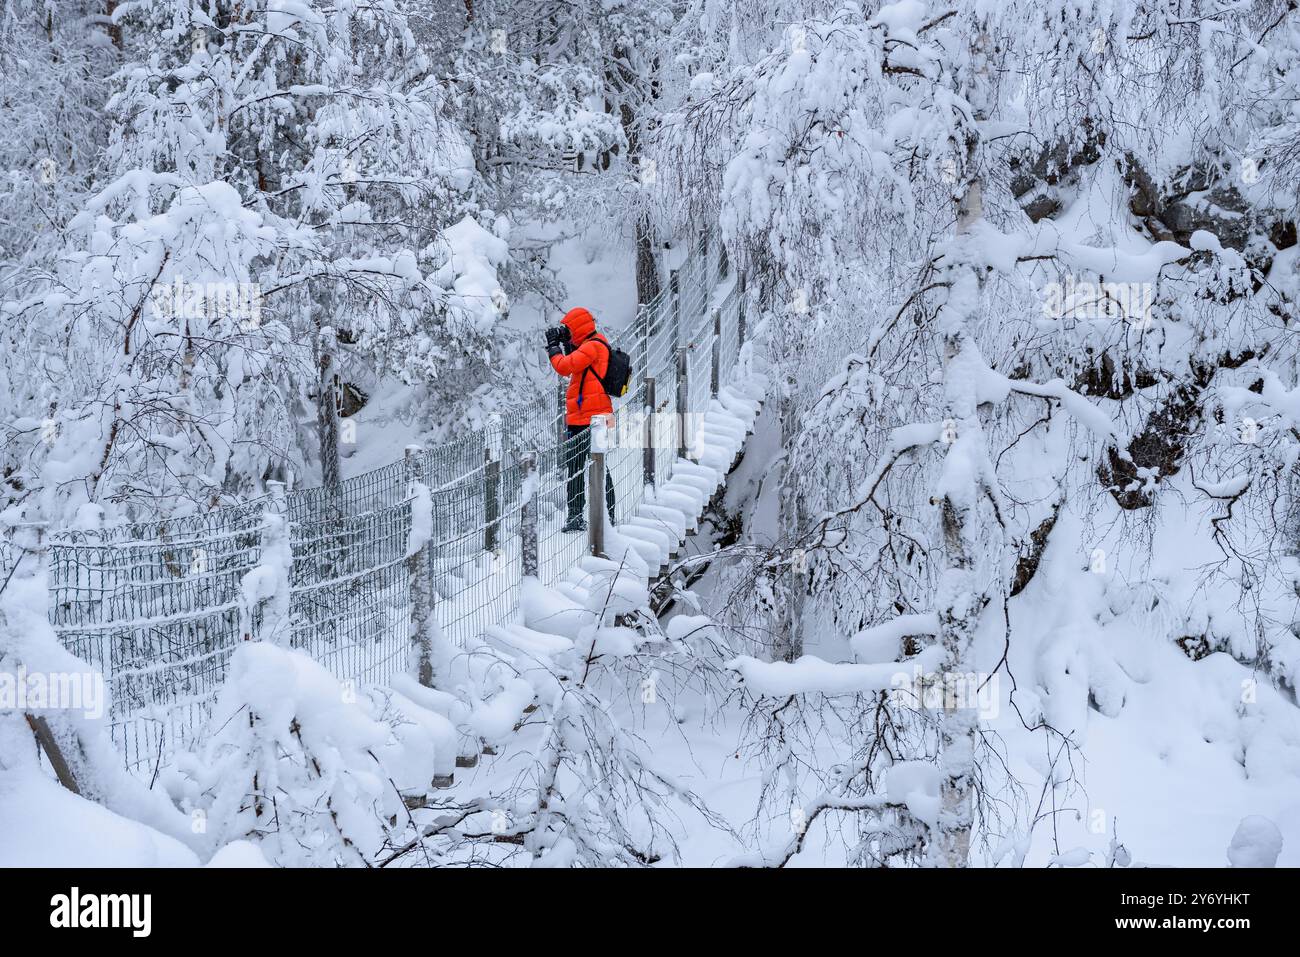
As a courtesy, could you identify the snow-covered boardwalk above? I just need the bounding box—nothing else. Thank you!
[24,236,764,775]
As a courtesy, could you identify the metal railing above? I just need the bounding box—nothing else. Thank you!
[17,229,752,774]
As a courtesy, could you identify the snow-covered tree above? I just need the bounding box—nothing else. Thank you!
[656,0,1300,865]
[1,0,648,518]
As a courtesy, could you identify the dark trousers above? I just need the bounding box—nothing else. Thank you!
[565,424,615,523]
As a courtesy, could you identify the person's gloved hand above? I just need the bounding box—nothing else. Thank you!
[545,325,570,357]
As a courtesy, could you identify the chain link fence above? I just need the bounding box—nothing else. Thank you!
[15,230,750,774]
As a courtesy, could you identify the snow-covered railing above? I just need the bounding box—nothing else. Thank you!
[37,229,752,774]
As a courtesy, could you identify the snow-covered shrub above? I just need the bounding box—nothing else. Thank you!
[176,641,449,867]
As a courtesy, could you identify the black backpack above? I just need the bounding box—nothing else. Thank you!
[581,334,633,399]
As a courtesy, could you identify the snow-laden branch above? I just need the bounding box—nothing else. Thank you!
[728,643,945,697]
[850,612,940,661]
[978,366,1120,443]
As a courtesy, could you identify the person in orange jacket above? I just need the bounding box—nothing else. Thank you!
[546,307,616,532]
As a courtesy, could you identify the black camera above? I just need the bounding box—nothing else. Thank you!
[545,326,572,351]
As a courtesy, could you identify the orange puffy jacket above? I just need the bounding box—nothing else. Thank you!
[550,307,614,426]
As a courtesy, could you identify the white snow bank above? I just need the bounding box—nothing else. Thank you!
[520,575,593,638]
[206,840,273,867]
[1227,815,1283,867]
[0,768,199,867]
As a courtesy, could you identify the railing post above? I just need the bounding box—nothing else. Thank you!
[638,301,651,375]
[670,268,681,349]
[246,480,291,646]
[483,413,502,553]
[404,446,435,688]
[519,450,539,578]
[643,375,657,487]
[699,230,710,326]
[738,271,748,348]
[710,307,722,396]
[316,326,342,494]
[588,416,609,558]
[556,379,567,470]
[676,346,690,460]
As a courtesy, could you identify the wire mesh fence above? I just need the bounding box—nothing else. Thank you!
[27,230,750,774]
[48,524,266,770]
[288,493,412,687]
[718,281,743,378]
[607,379,649,526]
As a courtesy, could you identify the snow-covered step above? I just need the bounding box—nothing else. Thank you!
[717,390,761,421]
[694,446,735,474]
[704,409,743,428]
[706,412,747,438]
[466,677,537,747]
[671,460,722,484]
[650,489,701,531]
[665,469,719,500]
[484,623,574,659]
[554,579,591,607]
[661,478,708,511]
[606,527,662,569]
[616,521,676,564]
[623,523,680,564]
[637,503,690,540]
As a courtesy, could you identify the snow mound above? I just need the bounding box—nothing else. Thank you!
[0,768,199,867]
[1227,815,1283,867]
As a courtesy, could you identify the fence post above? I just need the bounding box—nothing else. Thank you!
[519,450,539,578]
[483,413,502,553]
[643,374,657,487]
[588,416,609,558]
[404,446,435,689]
[245,480,292,646]
[738,271,748,348]
[316,327,342,494]
[670,268,681,349]
[710,307,722,396]
[556,379,567,463]
[638,301,651,376]
[699,228,709,287]
[676,346,690,460]
[12,521,82,794]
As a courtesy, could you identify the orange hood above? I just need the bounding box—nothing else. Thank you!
[561,307,597,343]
